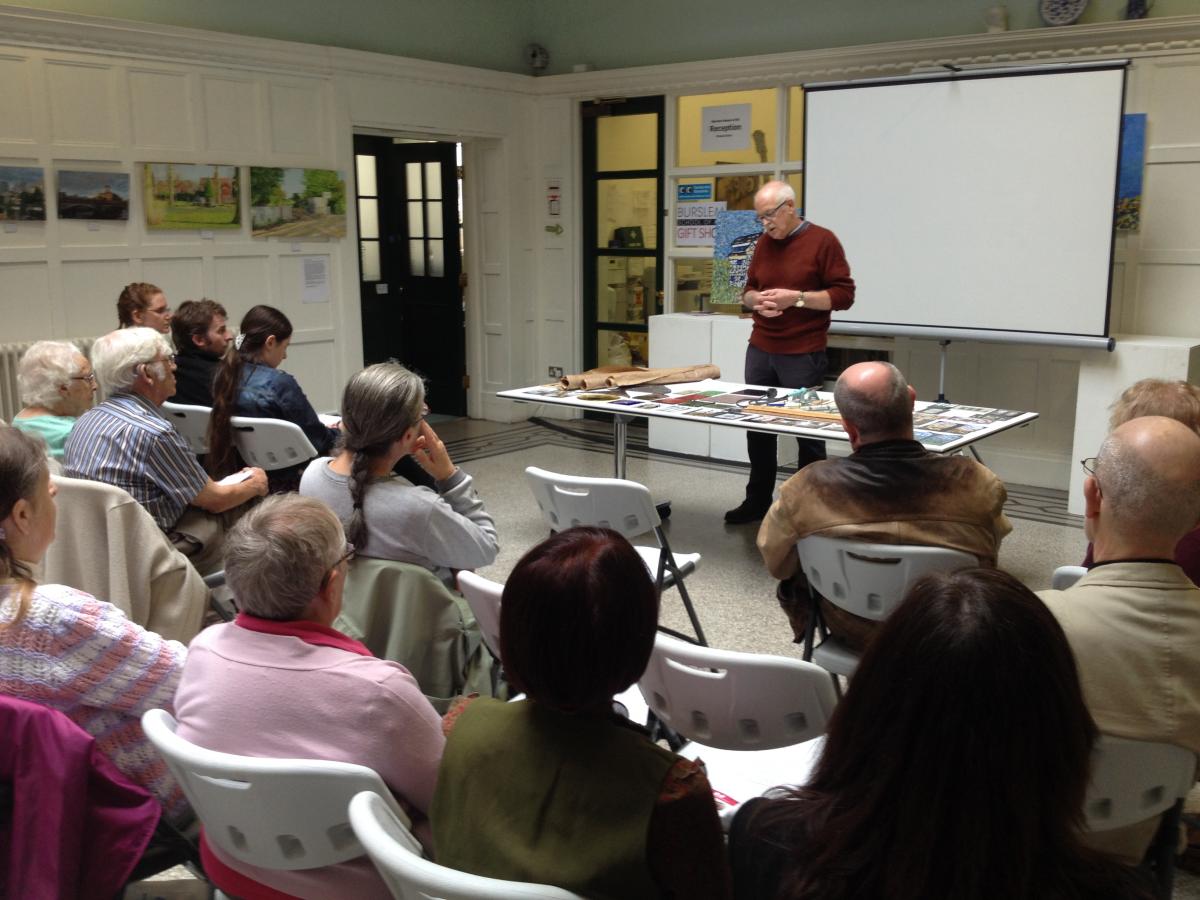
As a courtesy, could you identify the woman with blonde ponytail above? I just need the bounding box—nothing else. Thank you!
[299,363,498,587]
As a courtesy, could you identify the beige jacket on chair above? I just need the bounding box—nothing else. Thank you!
[37,475,209,643]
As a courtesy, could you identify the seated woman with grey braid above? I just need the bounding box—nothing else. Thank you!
[299,363,498,587]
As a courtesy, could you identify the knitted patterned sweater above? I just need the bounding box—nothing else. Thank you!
[0,582,188,821]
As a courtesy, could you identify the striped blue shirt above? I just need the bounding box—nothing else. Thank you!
[64,392,209,531]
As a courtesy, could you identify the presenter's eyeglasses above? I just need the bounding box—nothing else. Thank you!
[757,199,789,224]
[1080,457,1098,477]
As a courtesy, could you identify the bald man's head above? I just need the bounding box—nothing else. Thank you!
[1094,416,1200,544]
[834,361,914,443]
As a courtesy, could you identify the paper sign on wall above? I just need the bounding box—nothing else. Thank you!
[701,104,752,153]
[302,255,330,304]
[675,200,726,247]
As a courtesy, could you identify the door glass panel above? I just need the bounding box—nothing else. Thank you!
[597,178,657,250]
[426,201,444,238]
[786,173,804,215]
[355,155,377,196]
[407,201,424,238]
[597,113,658,171]
[424,162,442,199]
[596,329,649,367]
[597,256,652,325]
[787,86,805,161]
[406,163,423,200]
[676,88,777,167]
[427,239,444,278]
[360,241,381,282]
[714,172,769,211]
[358,198,379,239]
[674,258,713,313]
[409,240,425,276]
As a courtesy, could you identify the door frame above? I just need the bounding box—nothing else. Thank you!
[350,127,486,418]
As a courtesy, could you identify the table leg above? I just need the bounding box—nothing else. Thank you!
[613,414,630,479]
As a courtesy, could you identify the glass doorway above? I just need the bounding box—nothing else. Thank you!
[582,96,664,370]
[353,135,466,417]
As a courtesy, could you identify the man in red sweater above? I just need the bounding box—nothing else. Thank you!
[725,180,856,524]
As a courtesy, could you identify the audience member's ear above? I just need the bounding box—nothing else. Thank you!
[907,385,917,407]
[1082,475,1102,519]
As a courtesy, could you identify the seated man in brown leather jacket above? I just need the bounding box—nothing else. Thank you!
[757,361,1012,651]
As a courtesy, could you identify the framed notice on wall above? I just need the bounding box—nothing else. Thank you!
[701,104,751,153]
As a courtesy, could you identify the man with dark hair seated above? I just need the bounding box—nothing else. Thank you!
[757,361,1011,651]
[169,298,231,407]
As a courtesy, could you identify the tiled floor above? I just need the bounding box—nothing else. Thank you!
[127,415,1200,898]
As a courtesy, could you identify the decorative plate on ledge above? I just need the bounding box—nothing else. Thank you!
[1040,0,1089,26]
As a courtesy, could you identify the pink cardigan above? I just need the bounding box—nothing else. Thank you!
[0,582,188,820]
[173,621,445,900]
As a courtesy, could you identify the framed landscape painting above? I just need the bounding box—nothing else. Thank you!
[250,167,347,239]
[143,163,240,230]
[58,170,130,220]
[0,165,47,221]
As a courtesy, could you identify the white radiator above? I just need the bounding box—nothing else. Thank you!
[0,336,97,423]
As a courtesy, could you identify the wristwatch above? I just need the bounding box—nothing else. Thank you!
[796,291,806,308]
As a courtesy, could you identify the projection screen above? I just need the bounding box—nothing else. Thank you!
[803,61,1127,348]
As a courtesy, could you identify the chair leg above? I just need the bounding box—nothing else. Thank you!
[1147,798,1183,900]
[655,528,707,646]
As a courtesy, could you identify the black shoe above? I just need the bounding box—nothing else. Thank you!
[724,499,769,524]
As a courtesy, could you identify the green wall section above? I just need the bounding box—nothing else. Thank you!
[10,0,1200,74]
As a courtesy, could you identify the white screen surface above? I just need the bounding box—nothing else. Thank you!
[804,65,1125,341]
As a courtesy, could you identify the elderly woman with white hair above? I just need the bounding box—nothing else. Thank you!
[12,340,96,460]
[172,493,444,899]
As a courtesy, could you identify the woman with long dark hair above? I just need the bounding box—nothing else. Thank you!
[430,527,730,899]
[298,362,496,586]
[728,568,1150,900]
[206,304,336,482]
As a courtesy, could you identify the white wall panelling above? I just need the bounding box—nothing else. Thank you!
[4,6,1200,490]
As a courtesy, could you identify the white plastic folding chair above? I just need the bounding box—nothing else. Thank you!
[638,631,837,751]
[141,709,411,889]
[1051,564,1087,590]
[455,570,502,662]
[161,400,212,455]
[229,415,318,471]
[524,466,706,644]
[1085,734,1196,900]
[348,791,585,900]
[795,535,977,677]
[638,632,836,826]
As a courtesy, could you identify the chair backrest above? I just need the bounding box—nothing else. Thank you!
[338,558,490,712]
[524,466,659,541]
[638,632,838,751]
[229,415,318,471]
[141,708,411,871]
[161,401,212,455]
[1052,565,1087,591]
[1084,734,1196,832]
[348,791,584,900]
[796,534,977,621]
[39,475,208,643]
[456,570,503,662]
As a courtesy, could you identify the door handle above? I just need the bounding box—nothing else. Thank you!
[544,224,564,235]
